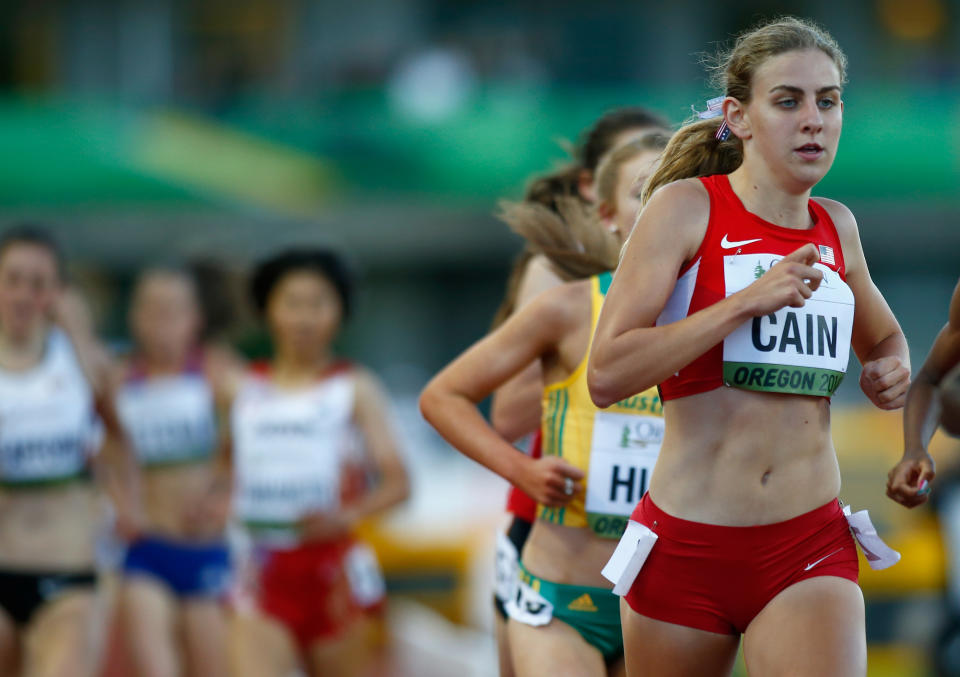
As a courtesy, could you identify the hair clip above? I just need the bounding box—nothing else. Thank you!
[692,96,731,141]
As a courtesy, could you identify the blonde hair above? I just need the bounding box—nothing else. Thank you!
[642,16,847,204]
[595,133,670,210]
[496,197,619,281]
[491,110,669,329]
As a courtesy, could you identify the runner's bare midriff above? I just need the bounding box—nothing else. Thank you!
[522,520,615,589]
[648,386,839,526]
[143,462,219,539]
[0,483,100,569]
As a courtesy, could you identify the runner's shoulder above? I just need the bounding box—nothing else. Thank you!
[528,277,592,337]
[811,197,858,238]
[634,178,710,259]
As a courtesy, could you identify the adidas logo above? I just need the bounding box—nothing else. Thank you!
[567,593,598,613]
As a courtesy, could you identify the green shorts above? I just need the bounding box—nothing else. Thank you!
[514,561,623,660]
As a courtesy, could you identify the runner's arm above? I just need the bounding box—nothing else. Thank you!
[887,279,960,507]
[491,255,562,441]
[87,344,145,540]
[344,368,411,525]
[420,283,586,506]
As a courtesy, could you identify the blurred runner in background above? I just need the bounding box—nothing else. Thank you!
[228,248,409,677]
[115,267,240,677]
[0,225,142,677]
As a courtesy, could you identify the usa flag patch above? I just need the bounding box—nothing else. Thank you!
[818,244,835,266]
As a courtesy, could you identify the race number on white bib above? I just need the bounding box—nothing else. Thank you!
[586,412,663,538]
[118,376,216,465]
[723,254,854,396]
[233,376,356,539]
[505,576,553,627]
[494,531,520,604]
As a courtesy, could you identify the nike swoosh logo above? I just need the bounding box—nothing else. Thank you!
[720,234,762,249]
[804,547,844,571]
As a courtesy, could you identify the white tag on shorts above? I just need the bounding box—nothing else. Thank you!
[505,576,553,627]
[345,542,387,607]
[494,530,520,604]
[843,505,901,570]
[601,520,658,596]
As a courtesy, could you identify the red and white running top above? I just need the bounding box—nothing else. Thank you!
[657,174,855,401]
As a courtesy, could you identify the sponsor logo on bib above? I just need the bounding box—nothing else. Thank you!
[586,411,663,539]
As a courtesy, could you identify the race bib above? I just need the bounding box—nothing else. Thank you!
[723,254,854,396]
[0,433,90,484]
[586,413,663,538]
[494,531,520,604]
[233,384,352,534]
[506,575,553,627]
[119,377,216,465]
[0,365,95,485]
[236,469,338,527]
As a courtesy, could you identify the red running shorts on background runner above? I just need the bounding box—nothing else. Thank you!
[624,493,859,635]
[256,538,364,649]
[505,429,542,522]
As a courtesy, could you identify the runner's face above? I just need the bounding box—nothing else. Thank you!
[131,274,201,361]
[0,243,60,340]
[267,270,342,360]
[743,49,842,190]
[609,150,661,243]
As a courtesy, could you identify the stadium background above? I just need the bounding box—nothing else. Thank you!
[0,1,958,675]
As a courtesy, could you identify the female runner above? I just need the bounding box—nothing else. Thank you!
[588,17,910,677]
[490,110,668,677]
[0,225,141,677]
[421,135,667,677]
[115,267,237,677]
[228,248,409,677]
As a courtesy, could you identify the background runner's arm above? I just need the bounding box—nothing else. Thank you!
[54,287,146,537]
[190,348,245,532]
[491,255,562,441]
[887,279,960,507]
[905,280,960,453]
[298,368,410,543]
[344,368,410,523]
[588,181,823,407]
[420,284,585,507]
[206,346,244,488]
[88,345,145,540]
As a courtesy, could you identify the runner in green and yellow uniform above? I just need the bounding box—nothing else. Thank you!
[421,138,665,677]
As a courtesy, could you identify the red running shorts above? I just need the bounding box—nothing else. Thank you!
[256,538,364,649]
[624,493,859,635]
